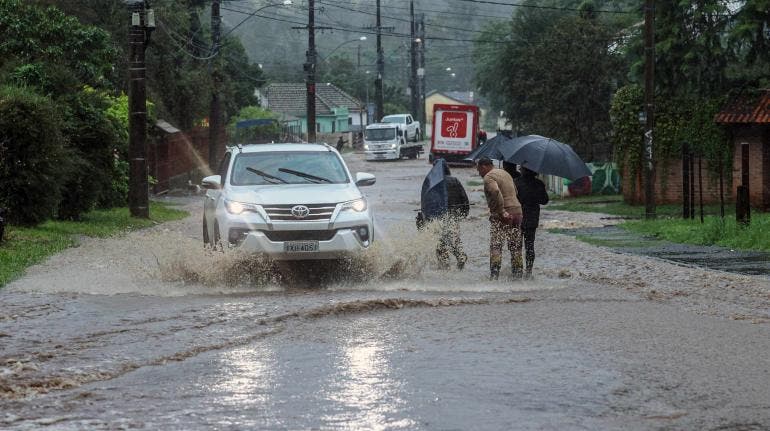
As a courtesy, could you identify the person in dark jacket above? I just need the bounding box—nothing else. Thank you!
[335,135,346,152]
[502,161,521,180]
[513,166,549,278]
[440,164,470,269]
[421,160,470,270]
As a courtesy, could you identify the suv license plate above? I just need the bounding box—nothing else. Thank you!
[284,241,319,252]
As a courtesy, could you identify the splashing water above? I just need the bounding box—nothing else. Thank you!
[9,211,569,296]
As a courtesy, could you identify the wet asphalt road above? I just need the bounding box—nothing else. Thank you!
[1,150,769,430]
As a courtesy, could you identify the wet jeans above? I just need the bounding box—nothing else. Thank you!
[437,216,467,269]
[489,218,523,278]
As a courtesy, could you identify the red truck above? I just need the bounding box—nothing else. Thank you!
[428,103,480,165]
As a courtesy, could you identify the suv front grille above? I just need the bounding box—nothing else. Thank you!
[263,203,336,221]
[261,230,337,241]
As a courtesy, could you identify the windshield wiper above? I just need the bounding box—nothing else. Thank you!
[278,168,332,183]
[246,167,287,184]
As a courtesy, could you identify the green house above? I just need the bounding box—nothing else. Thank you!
[261,83,365,139]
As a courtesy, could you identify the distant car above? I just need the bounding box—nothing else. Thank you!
[201,143,376,260]
[381,113,421,142]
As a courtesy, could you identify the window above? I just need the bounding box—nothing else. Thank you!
[231,151,350,185]
[365,128,396,141]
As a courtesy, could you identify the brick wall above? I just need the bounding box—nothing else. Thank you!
[149,127,226,193]
[623,156,730,205]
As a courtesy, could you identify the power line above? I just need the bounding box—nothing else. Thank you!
[319,0,514,20]
[317,0,490,35]
[220,4,510,43]
[441,0,635,14]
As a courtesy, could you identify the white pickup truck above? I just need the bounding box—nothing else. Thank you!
[363,122,423,160]
[381,114,421,142]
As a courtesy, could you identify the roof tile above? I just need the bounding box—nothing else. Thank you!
[264,83,362,116]
[715,90,770,124]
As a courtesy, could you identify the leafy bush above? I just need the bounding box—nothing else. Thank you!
[100,92,130,208]
[0,86,71,225]
[56,88,123,220]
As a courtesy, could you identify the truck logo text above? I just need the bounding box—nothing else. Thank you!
[441,113,467,138]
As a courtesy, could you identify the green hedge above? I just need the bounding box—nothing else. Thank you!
[0,85,71,225]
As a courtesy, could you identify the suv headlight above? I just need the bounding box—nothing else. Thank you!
[363,144,369,150]
[390,143,397,149]
[340,198,367,212]
[225,199,260,215]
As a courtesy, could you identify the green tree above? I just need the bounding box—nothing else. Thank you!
[639,0,733,99]
[727,0,770,87]
[39,0,264,130]
[474,0,628,161]
[0,0,117,91]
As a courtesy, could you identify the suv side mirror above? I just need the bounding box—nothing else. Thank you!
[397,129,403,137]
[355,172,376,187]
[202,175,222,189]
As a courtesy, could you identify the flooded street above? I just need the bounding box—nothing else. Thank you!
[2,152,770,430]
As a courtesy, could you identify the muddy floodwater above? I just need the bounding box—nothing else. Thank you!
[2,152,770,430]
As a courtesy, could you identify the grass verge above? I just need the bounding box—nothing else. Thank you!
[548,194,732,219]
[548,194,770,251]
[623,215,770,252]
[0,202,188,287]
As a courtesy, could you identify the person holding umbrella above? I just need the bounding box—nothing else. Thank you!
[475,157,523,280]
[514,166,549,279]
[420,159,469,270]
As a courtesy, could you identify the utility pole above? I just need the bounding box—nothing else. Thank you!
[128,1,154,218]
[643,0,656,219]
[293,0,330,142]
[209,0,222,170]
[357,43,364,130]
[409,0,419,123]
[417,14,426,138]
[306,0,317,142]
[375,0,384,121]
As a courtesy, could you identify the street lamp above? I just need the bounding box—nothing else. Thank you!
[319,36,368,63]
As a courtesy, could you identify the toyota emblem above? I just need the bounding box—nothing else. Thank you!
[291,205,310,219]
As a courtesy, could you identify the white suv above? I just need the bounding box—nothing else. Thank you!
[202,143,376,260]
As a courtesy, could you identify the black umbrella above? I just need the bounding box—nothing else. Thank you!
[463,134,513,161]
[498,135,592,180]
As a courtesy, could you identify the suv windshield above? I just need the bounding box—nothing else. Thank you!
[381,116,405,124]
[230,151,349,186]
[365,128,396,141]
